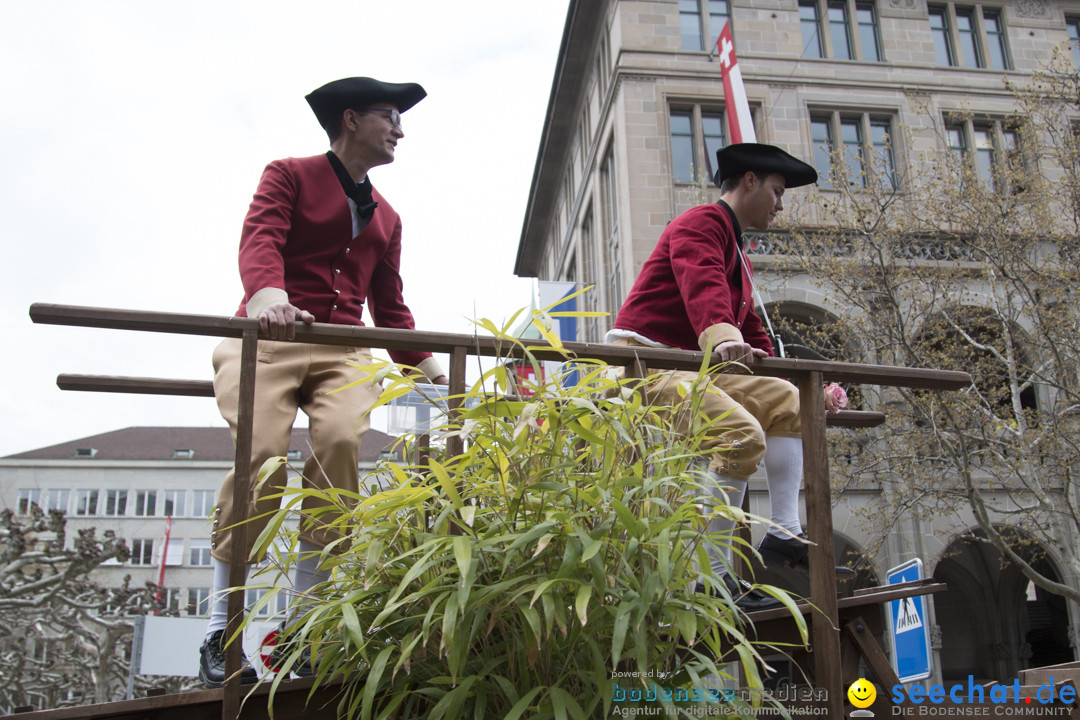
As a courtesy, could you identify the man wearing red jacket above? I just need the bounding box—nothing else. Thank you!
[607,143,818,611]
[199,77,447,687]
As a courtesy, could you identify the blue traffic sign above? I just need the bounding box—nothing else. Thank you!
[887,558,933,683]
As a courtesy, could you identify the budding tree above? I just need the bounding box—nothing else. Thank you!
[0,507,193,711]
[779,57,1080,604]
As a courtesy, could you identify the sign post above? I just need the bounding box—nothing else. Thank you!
[886,558,933,683]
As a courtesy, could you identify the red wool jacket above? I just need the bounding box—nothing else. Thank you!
[612,201,774,356]
[235,154,433,370]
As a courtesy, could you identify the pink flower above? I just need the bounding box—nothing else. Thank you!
[823,382,848,414]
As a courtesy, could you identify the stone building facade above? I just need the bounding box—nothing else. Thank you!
[515,0,1078,686]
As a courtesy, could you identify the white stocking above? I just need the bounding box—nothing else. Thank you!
[704,470,748,578]
[763,435,803,537]
[206,558,250,640]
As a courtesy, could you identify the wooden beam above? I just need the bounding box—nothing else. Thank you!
[444,346,467,459]
[825,410,884,428]
[30,303,972,389]
[800,371,845,718]
[50,372,888,430]
[223,330,258,720]
[57,374,214,397]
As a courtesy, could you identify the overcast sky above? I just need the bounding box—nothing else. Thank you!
[0,1,571,457]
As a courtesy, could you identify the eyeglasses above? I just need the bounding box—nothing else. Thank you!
[362,108,401,128]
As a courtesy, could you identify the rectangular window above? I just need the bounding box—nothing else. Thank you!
[191,490,215,518]
[929,5,1010,69]
[972,126,994,182]
[800,1,823,58]
[801,0,880,61]
[159,588,181,614]
[186,588,211,617]
[811,117,835,186]
[870,120,896,189]
[600,147,623,319]
[680,0,703,51]
[17,489,41,515]
[670,106,730,183]
[982,10,1009,70]
[828,2,853,60]
[579,209,600,343]
[44,489,70,514]
[103,490,128,517]
[161,489,185,517]
[840,118,864,184]
[702,112,727,179]
[157,539,184,567]
[74,489,99,516]
[130,539,154,566]
[955,9,981,68]
[946,117,1024,192]
[246,588,273,618]
[856,3,881,61]
[670,111,697,183]
[134,490,157,517]
[680,0,732,52]
[929,6,955,66]
[812,112,897,189]
[707,0,731,52]
[1068,16,1080,70]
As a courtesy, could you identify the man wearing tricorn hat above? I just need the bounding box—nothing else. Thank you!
[198,77,447,686]
[607,142,831,611]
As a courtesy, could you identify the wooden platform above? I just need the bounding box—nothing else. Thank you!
[3,678,341,720]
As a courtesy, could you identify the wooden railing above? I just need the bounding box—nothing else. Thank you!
[29,303,971,719]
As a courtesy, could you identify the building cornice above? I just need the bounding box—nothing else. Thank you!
[515,0,608,278]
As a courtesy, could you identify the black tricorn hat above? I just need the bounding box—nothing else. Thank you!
[305,77,427,129]
[714,142,817,188]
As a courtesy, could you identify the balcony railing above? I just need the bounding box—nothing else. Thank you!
[29,302,970,719]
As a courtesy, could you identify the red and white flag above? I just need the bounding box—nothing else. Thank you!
[715,21,756,144]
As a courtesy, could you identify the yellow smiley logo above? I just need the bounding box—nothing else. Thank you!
[847,678,876,709]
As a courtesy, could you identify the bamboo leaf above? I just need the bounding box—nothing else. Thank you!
[340,602,364,649]
[429,458,463,509]
[361,645,395,720]
[574,584,592,626]
[452,535,472,581]
[550,686,587,720]
[504,686,544,720]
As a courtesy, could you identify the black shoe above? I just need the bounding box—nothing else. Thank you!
[758,533,856,575]
[198,629,259,689]
[700,574,783,611]
[267,623,317,678]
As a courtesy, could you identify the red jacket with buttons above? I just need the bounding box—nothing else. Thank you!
[235,154,433,369]
[612,201,774,356]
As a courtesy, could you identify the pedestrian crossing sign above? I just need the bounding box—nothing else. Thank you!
[887,558,933,683]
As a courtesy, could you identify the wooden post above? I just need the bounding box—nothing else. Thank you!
[222,329,258,720]
[444,345,467,459]
[799,371,844,717]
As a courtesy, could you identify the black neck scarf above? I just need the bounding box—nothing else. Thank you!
[326,151,379,221]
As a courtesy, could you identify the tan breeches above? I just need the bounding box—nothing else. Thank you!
[611,339,800,480]
[210,339,382,563]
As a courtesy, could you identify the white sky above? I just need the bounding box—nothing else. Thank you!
[0,1,570,456]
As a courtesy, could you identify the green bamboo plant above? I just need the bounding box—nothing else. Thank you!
[243,308,804,719]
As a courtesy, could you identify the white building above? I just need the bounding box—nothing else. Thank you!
[0,426,401,620]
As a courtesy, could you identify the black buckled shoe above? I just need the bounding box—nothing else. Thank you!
[267,623,317,678]
[198,629,259,688]
[725,574,784,611]
[701,574,783,611]
[758,533,856,575]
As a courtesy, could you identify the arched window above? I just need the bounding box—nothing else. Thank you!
[765,301,865,408]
